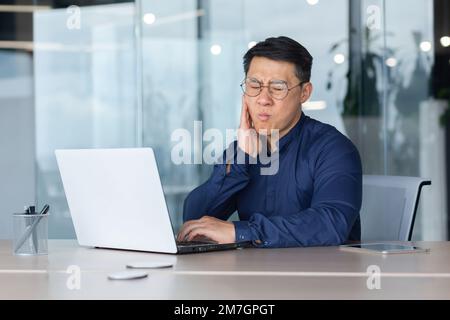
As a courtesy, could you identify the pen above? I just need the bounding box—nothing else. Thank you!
[29,206,38,253]
[15,205,50,254]
[24,206,35,252]
[39,205,50,215]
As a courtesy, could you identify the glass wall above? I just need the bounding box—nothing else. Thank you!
[382,0,444,240]
[30,0,443,240]
[34,2,137,238]
[139,0,350,231]
[138,0,441,238]
[343,0,441,240]
[0,43,35,240]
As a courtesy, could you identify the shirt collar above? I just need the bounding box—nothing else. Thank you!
[277,112,308,152]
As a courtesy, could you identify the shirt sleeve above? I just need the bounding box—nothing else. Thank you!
[183,142,252,222]
[233,133,363,247]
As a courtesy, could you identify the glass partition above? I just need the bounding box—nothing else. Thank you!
[139,0,350,231]
[31,0,442,240]
[34,2,137,238]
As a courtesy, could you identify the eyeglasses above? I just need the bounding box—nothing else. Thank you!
[240,78,307,100]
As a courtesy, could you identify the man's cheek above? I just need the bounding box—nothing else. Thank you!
[248,107,258,123]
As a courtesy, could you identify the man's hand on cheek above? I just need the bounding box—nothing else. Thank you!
[238,96,260,158]
[177,216,236,244]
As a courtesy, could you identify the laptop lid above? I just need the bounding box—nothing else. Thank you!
[55,148,178,254]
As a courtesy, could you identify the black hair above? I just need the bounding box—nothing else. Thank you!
[243,36,313,82]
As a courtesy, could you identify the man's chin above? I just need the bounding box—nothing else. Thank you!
[254,123,275,136]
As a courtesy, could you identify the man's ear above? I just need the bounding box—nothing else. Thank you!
[300,82,313,104]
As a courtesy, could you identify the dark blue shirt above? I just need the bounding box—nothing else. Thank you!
[183,114,362,248]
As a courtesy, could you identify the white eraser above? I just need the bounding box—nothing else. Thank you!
[126,261,174,269]
[107,270,148,280]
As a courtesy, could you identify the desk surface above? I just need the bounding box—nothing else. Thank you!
[1,240,450,299]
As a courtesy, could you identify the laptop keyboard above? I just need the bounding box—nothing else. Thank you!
[176,240,217,246]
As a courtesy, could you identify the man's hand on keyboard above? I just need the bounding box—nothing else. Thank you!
[177,216,236,244]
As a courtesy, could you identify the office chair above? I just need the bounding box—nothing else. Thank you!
[360,175,431,241]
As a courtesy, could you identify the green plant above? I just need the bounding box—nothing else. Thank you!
[326,27,398,117]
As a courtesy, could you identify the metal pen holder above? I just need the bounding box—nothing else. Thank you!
[13,212,49,255]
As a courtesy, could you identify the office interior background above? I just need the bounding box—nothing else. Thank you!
[0,0,449,241]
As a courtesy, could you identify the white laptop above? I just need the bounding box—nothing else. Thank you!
[55,148,250,254]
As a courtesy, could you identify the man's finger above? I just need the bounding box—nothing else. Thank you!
[186,227,216,242]
[177,220,203,241]
[177,220,192,240]
[240,96,246,128]
[240,96,250,129]
[246,103,254,129]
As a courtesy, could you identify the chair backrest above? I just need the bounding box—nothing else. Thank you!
[360,175,431,241]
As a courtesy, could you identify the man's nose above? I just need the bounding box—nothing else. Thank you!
[257,86,273,106]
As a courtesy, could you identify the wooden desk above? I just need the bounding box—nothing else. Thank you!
[1,240,449,299]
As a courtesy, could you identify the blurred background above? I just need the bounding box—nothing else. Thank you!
[0,0,449,240]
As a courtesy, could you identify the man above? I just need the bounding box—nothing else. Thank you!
[177,36,362,248]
